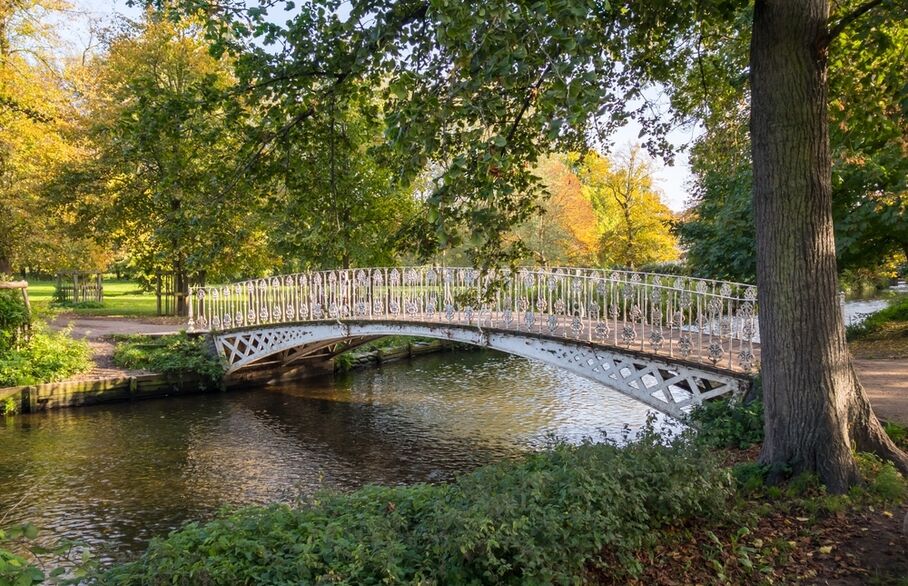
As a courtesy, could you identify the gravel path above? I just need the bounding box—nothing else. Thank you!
[49,314,184,340]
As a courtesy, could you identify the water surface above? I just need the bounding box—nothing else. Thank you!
[0,350,655,561]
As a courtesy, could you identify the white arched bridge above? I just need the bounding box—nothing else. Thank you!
[188,267,759,419]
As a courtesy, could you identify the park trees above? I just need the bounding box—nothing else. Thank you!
[677,2,907,284]
[518,150,678,268]
[578,148,678,269]
[60,13,273,312]
[0,0,111,275]
[517,155,598,266]
[259,89,417,271]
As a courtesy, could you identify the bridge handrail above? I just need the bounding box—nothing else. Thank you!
[189,266,758,373]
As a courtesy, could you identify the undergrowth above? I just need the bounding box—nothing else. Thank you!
[0,323,92,387]
[846,296,908,340]
[112,333,224,385]
[687,398,764,449]
[0,523,94,585]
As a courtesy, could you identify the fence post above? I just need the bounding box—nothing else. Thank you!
[187,286,195,331]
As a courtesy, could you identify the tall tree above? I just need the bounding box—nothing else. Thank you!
[677,2,907,284]
[261,89,416,270]
[579,147,678,268]
[0,0,109,275]
[517,155,599,266]
[750,0,906,489]
[61,13,272,311]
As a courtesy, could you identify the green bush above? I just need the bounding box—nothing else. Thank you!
[112,333,224,384]
[99,430,733,585]
[856,453,907,503]
[687,398,764,449]
[0,324,92,387]
[0,287,30,352]
[636,261,691,276]
[884,421,908,449]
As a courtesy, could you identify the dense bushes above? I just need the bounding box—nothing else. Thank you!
[99,430,733,585]
[0,323,91,388]
[0,285,92,389]
[112,333,224,384]
[0,523,92,585]
[0,289,30,344]
[688,398,764,450]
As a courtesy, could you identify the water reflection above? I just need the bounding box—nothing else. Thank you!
[0,350,655,561]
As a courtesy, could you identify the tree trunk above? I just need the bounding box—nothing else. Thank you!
[0,253,11,276]
[174,260,187,318]
[750,0,907,492]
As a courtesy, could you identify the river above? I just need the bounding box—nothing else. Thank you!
[0,350,658,562]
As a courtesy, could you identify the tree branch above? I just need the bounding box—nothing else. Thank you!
[826,0,884,44]
[505,63,551,143]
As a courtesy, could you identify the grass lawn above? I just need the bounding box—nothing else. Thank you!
[27,279,160,317]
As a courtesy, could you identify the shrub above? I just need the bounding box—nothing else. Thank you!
[0,287,30,352]
[732,462,769,493]
[99,430,733,585]
[0,523,94,584]
[636,261,691,276]
[855,453,907,503]
[687,398,764,449]
[0,324,92,387]
[112,333,223,384]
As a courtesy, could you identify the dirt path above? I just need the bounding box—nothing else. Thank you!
[49,313,184,339]
[855,359,908,425]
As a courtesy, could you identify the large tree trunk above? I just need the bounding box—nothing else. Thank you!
[750,0,907,492]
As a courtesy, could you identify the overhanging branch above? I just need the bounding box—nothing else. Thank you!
[826,0,885,44]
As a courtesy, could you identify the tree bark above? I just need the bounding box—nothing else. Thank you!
[750,0,907,492]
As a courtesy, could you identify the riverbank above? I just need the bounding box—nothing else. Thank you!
[85,424,908,585]
[0,334,459,414]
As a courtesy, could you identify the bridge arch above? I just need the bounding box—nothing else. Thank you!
[211,320,751,419]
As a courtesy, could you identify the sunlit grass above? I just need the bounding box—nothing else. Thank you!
[27,279,159,317]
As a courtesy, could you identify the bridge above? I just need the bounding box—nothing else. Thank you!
[188,267,759,419]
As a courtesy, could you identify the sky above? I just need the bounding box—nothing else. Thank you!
[67,0,697,212]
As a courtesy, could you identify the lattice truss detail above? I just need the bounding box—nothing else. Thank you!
[215,327,323,370]
[212,322,749,419]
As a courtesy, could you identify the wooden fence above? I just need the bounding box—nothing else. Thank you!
[55,272,103,304]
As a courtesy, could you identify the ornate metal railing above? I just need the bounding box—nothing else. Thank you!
[189,267,759,372]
